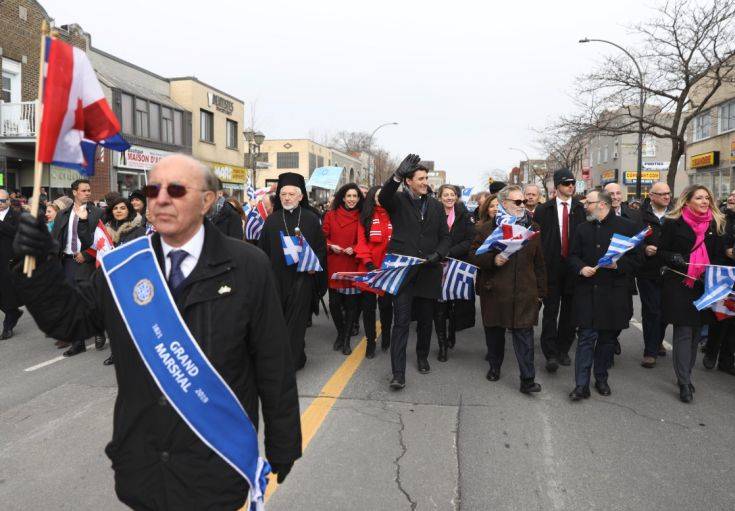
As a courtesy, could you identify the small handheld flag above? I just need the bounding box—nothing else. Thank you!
[280,231,323,272]
[441,258,478,301]
[596,227,651,268]
[693,265,735,311]
[245,207,265,240]
[84,220,114,267]
[331,253,424,295]
[475,223,538,258]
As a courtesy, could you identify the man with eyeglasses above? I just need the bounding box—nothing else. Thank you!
[534,168,586,372]
[11,154,300,509]
[638,181,672,368]
[0,189,23,340]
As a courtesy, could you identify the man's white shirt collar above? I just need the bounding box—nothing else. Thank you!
[160,224,205,279]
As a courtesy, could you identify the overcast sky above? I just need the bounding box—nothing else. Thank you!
[42,0,655,186]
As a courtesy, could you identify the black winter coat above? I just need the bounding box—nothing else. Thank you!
[0,207,20,310]
[12,221,301,510]
[50,203,103,281]
[212,201,244,240]
[533,198,586,293]
[446,202,475,261]
[568,211,642,330]
[637,205,669,280]
[658,216,728,327]
[380,176,451,299]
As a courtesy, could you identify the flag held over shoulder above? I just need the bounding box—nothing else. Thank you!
[596,226,651,268]
[475,223,538,259]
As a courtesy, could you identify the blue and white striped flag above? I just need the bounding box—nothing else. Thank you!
[297,237,323,272]
[693,265,735,311]
[246,185,256,201]
[441,258,478,301]
[476,223,538,258]
[245,207,265,240]
[331,253,424,295]
[596,226,651,268]
[280,231,323,272]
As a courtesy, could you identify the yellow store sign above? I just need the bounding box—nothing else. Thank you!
[212,163,248,184]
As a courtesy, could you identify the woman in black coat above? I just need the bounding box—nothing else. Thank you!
[433,185,476,361]
[658,185,728,403]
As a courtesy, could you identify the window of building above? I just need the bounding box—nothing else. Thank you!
[308,153,317,174]
[120,93,133,134]
[173,110,183,145]
[720,101,735,133]
[200,109,214,143]
[693,111,711,141]
[226,119,238,149]
[149,102,160,141]
[603,146,608,163]
[135,98,149,138]
[1,74,11,102]
[161,107,173,144]
[277,152,299,169]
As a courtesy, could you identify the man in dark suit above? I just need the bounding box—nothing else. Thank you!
[604,182,643,226]
[50,178,105,356]
[0,189,22,339]
[380,154,451,390]
[533,168,586,372]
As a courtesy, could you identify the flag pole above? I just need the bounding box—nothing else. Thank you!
[23,19,50,277]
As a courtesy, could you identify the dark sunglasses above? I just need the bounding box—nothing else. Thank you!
[505,199,528,206]
[0,199,7,203]
[559,180,576,186]
[143,183,206,199]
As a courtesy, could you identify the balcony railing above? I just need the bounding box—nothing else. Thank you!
[0,101,37,138]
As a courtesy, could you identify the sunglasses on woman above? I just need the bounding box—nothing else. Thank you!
[143,183,206,199]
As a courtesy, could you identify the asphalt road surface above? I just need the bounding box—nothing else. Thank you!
[2,302,735,510]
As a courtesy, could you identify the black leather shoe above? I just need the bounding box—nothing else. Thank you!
[614,340,622,355]
[679,384,693,403]
[418,358,431,374]
[486,368,500,381]
[594,380,612,396]
[569,386,590,401]
[0,328,13,340]
[94,335,106,350]
[365,341,376,359]
[545,358,559,373]
[63,343,86,357]
[520,381,542,394]
[103,355,114,366]
[437,344,448,362]
[389,375,405,390]
[558,353,571,366]
[702,355,716,370]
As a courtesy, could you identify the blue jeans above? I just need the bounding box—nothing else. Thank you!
[637,277,666,357]
[575,328,616,387]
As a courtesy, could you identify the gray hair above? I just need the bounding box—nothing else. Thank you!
[588,189,612,207]
[523,184,540,193]
[497,185,523,203]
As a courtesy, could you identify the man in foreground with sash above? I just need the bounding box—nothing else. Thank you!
[12,154,301,510]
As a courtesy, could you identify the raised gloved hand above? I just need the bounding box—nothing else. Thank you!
[670,253,687,270]
[270,461,294,484]
[425,252,442,264]
[365,262,376,271]
[13,212,58,260]
[394,154,421,180]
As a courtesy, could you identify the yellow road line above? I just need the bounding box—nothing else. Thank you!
[263,328,378,503]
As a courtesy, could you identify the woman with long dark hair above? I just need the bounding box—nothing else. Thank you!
[433,184,476,362]
[322,183,364,355]
[355,186,394,358]
[659,185,728,402]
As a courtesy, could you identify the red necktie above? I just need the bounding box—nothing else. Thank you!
[561,202,569,258]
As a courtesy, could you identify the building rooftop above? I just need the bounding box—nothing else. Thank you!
[168,77,244,104]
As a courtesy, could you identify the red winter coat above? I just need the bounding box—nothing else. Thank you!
[355,206,392,271]
[323,206,360,289]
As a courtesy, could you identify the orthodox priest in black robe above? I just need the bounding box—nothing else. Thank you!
[259,172,327,370]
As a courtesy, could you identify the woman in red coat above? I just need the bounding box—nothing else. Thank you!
[356,186,394,358]
[323,183,364,355]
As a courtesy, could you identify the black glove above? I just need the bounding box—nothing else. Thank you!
[394,154,421,180]
[365,262,376,271]
[13,212,58,260]
[425,252,442,264]
[670,253,687,270]
[270,461,294,484]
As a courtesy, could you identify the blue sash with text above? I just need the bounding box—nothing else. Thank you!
[100,236,270,510]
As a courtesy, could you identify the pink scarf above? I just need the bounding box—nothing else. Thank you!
[681,206,712,287]
[446,207,455,230]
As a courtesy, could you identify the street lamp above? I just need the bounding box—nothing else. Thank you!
[579,37,645,199]
[509,147,531,184]
[367,122,398,185]
[244,129,265,189]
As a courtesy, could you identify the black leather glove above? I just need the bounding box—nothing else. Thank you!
[425,252,442,264]
[394,154,421,180]
[365,262,376,271]
[270,461,294,484]
[670,253,687,270]
[13,212,58,260]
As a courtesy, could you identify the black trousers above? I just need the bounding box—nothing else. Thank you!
[541,266,575,360]
[706,319,735,369]
[390,284,434,377]
[433,301,456,345]
[328,290,360,337]
[284,275,314,370]
[575,328,616,386]
[484,326,535,380]
[637,277,666,357]
[362,292,392,343]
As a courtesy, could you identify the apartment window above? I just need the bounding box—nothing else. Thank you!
[135,98,149,138]
[597,147,602,164]
[277,152,299,169]
[173,110,183,145]
[1,74,11,102]
[200,109,214,143]
[317,156,324,168]
[720,101,735,133]
[603,146,609,163]
[308,153,317,174]
[226,119,238,149]
[149,102,160,141]
[693,111,711,141]
[120,93,133,133]
[161,107,173,144]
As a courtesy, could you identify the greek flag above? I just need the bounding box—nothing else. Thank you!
[461,186,473,202]
[597,226,651,267]
[297,238,323,272]
[331,253,424,295]
[246,185,256,201]
[441,258,478,301]
[280,231,323,272]
[693,265,735,311]
[245,207,265,240]
[476,223,538,258]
